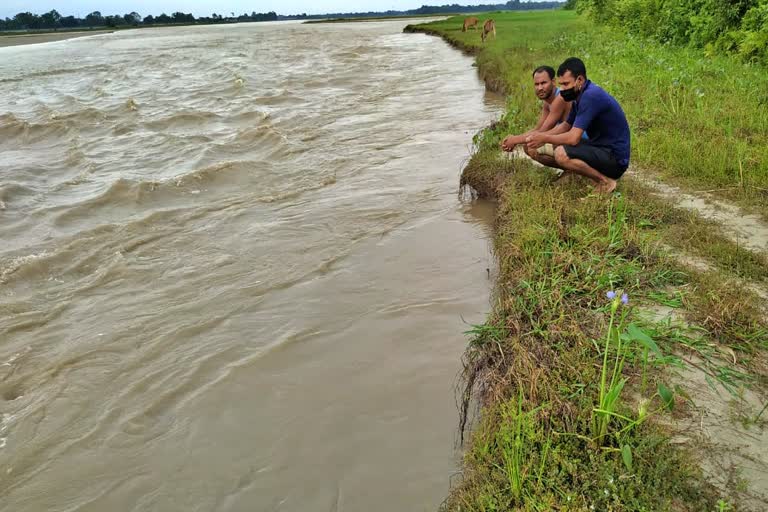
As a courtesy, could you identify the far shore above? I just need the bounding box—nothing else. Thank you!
[0,30,114,48]
[304,14,452,24]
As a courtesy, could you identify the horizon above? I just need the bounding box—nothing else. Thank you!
[0,0,548,19]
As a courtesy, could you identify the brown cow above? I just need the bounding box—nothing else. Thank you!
[462,16,479,32]
[481,19,496,43]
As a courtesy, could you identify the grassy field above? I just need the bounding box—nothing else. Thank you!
[406,10,768,216]
[407,11,768,511]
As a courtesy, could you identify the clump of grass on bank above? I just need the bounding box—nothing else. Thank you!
[406,11,768,216]
[406,11,768,511]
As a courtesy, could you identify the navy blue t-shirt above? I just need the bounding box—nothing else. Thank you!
[566,80,631,169]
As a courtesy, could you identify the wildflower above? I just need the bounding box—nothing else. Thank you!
[621,293,629,305]
[606,291,616,300]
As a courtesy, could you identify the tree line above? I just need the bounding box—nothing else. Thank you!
[1,1,565,32]
[569,0,768,65]
[0,10,278,31]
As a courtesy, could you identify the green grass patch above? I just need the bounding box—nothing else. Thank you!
[449,148,768,510]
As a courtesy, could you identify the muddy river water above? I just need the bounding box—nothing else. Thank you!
[0,19,501,511]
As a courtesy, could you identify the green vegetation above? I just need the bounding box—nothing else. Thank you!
[407,10,768,510]
[0,10,277,31]
[576,0,768,65]
[406,10,768,215]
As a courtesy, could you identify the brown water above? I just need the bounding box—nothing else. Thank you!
[0,20,501,511]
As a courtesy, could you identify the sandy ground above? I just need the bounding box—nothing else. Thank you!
[0,30,113,47]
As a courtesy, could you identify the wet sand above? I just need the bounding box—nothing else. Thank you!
[0,30,113,47]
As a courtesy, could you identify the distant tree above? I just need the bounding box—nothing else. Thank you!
[40,9,62,29]
[85,11,104,27]
[143,14,155,24]
[60,15,79,28]
[171,12,195,23]
[14,12,41,29]
[124,12,141,26]
[156,13,172,24]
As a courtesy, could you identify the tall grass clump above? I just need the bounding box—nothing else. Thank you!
[576,0,768,65]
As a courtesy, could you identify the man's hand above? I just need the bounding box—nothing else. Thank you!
[500,135,518,152]
[525,133,546,150]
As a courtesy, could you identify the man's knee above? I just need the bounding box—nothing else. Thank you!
[554,145,569,165]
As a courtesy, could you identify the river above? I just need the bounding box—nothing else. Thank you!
[0,19,500,511]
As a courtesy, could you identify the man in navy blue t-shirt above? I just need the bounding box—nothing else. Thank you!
[524,57,631,194]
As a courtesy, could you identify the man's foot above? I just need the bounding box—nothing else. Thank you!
[595,179,617,194]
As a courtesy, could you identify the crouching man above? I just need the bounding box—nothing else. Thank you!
[525,57,631,194]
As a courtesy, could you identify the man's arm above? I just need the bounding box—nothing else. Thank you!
[525,122,584,148]
[530,93,597,148]
[532,104,549,131]
[501,107,549,151]
[538,96,566,132]
[543,121,571,136]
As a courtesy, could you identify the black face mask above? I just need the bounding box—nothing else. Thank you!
[560,86,578,102]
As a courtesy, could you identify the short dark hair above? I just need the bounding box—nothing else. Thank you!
[557,57,587,80]
[532,65,555,79]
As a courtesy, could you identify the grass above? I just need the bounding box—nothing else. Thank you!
[448,151,767,510]
[406,10,768,217]
[406,11,768,511]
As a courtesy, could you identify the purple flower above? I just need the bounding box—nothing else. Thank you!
[621,293,629,305]
[606,291,616,300]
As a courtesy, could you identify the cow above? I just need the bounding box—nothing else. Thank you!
[481,19,496,43]
[462,16,479,32]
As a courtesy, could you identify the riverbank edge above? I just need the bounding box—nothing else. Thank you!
[403,24,510,94]
[406,19,768,512]
[305,14,454,24]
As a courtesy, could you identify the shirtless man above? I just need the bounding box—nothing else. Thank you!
[500,66,570,153]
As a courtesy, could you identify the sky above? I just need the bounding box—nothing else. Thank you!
[1,0,525,18]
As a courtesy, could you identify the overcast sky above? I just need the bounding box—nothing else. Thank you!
[1,1,526,18]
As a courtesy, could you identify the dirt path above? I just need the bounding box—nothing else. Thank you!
[631,172,768,254]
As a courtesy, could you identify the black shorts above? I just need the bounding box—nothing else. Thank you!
[563,142,626,180]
